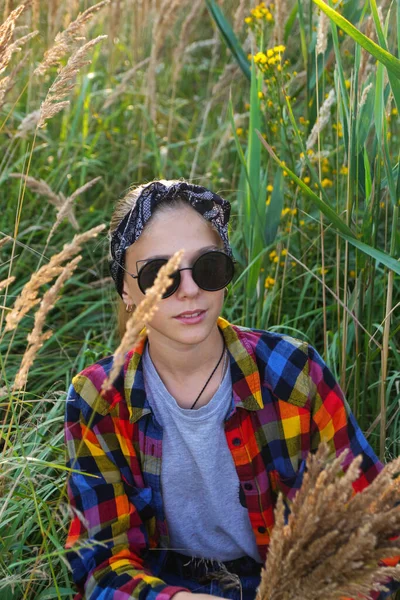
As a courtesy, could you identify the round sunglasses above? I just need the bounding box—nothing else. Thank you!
[126,250,236,299]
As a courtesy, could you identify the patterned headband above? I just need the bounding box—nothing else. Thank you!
[109,180,233,299]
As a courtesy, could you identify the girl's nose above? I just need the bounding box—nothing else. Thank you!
[176,267,200,295]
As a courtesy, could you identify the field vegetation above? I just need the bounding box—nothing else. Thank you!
[0,0,399,597]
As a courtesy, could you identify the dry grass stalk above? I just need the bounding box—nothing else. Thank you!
[4,223,105,333]
[171,0,204,87]
[146,0,189,121]
[9,172,79,228]
[316,10,329,56]
[47,175,102,241]
[34,0,110,76]
[38,35,108,128]
[359,83,373,109]
[271,0,287,45]
[12,255,82,390]
[0,48,31,109]
[0,235,12,249]
[101,249,184,394]
[306,88,336,150]
[0,3,28,76]
[14,109,41,138]
[233,0,248,34]
[256,442,400,600]
[0,275,15,291]
[102,57,149,110]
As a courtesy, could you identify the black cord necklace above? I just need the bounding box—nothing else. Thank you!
[190,330,226,410]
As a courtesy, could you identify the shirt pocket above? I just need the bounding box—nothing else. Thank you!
[123,480,155,522]
[269,458,307,503]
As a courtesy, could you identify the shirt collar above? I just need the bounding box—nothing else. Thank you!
[124,315,264,423]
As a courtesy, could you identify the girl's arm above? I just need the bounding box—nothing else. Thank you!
[64,380,191,600]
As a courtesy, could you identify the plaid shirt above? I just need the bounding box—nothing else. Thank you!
[65,316,398,600]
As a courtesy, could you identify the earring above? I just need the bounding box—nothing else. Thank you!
[125,304,133,313]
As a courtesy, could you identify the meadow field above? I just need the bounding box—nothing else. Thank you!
[0,0,399,597]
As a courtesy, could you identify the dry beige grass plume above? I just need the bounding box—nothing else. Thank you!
[38,34,108,128]
[34,0,110,76]
[47,176,102,242]
[0,48,32,110]
[0,235,12,249]
[100,249,184,394]
[4,224,105,334]
[9,173,79,229]
[13,255,82,391]
[0,4,26,74]
[0,275,15,292]
[257,442,400,600]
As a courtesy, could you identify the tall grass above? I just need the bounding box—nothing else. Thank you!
[0,0,398,598]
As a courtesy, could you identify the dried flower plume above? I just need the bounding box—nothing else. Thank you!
[257,443,400,600]
[101,249,184,394]
[34,0,110,76]
[13,255,82,390]
[4,224,105,333]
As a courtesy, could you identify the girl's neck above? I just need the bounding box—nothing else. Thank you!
[146,326,225,385]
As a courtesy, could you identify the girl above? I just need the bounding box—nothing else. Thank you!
[64,179,393,600]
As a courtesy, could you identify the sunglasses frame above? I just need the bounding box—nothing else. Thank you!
[127,249,236,299]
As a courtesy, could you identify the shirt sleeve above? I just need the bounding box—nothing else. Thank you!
[307,344,400,600]
[64,380,190,600]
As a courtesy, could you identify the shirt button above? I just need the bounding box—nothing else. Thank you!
[232,437,241,446]
[258,526,267,534]
[244,483,253,491]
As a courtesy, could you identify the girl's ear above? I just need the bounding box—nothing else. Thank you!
[122,280,135,309]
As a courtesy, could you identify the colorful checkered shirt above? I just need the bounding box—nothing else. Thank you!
[64,316,398,600]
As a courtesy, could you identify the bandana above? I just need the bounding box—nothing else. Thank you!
[109,180,233,298]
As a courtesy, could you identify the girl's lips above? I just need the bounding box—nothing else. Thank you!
[174,310,207,324]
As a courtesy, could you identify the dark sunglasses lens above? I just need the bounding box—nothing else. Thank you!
[194,252,234,290]
[139,260,179,298]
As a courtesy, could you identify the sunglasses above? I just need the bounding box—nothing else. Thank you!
[126,250,236,299]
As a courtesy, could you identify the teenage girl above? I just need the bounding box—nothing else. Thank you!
[64,179,395,600]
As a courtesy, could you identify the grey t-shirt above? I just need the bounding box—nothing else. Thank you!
[142,342,262,563]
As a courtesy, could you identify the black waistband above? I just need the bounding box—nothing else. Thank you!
[162,550,263,581]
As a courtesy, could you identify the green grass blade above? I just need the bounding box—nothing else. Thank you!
[256,130,400,276]
[312,0,400,79]
[205,0,251,80]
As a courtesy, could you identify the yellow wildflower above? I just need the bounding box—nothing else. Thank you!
[299,219,305,226]
[267,48,274,58]
[277,64,282,72]
[236,127,243,136]
[273,256,279,263]
[345,79,351,89]
[245,16,252,23]
[281,207,291,217]
[291,208,297,215]
[266,184,274,192]
[267,100,274,107]
[258,91,264,99]
[266,12,273,21]
[245,102,250,110]
[319,267,329,275]
[264,276,276,289]
[266,195,271,206]
[392,107,398,116]
[340,165,348,175]
[269,250,277,259]
[281,248,288,256]
[349,270,356,278]
[321,178,333,188]
[303,176,310,184]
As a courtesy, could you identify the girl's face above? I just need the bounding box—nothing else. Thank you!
[122,206,226,347]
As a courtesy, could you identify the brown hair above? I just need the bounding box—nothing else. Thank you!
[109,178,224,340]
